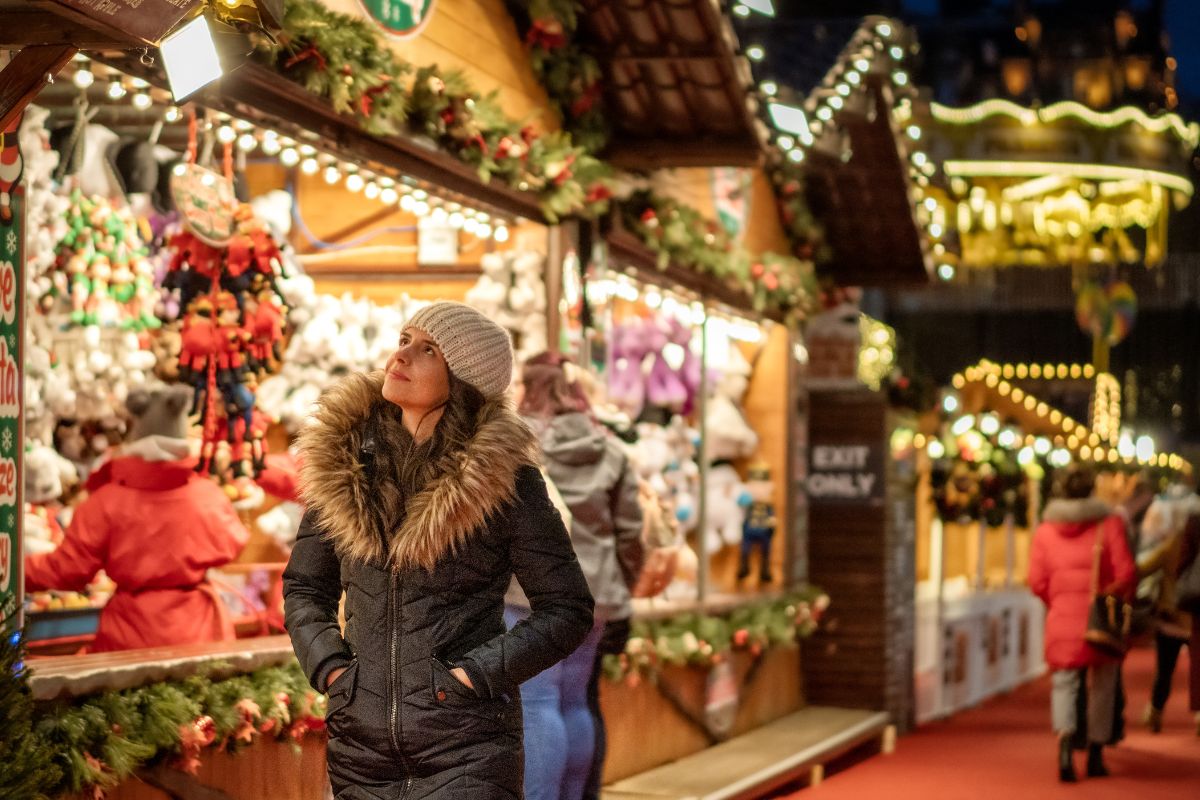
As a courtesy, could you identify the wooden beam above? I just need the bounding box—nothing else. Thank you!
[297,204,401,255]
[0,11,129,48]
[0,44,77,132]
[606,137,762,170]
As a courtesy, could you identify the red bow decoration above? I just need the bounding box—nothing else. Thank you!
[526,18,568,50]
[284,43,328,73]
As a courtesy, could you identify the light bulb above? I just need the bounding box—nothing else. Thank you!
[400,194,416,211]
[463,218,479,234]
[837,83,851,96]
[345,173,365,192]
[299,144,317,157]
[829,96,844,110]
[413,201,431,216]
[324,165,341,184]
[788,149,804,163]
[777,135,794,149]
[237,133,257,152]
[733,4,751,17]
[448,211,465,228]
[747,46,765,62]
[413,189,428,201]
[477,223,493,239]
[107,79,127,100]
[132,92,153,111]
[494,225,510,242]
[430,206,448,223]
[280,147,300,167]
[73,68,95,89]
[300,157,319,175]
[217,125,237,144]
[261,136,281,156]
[364,181,381,200]
[381,187,399,205]
[164,105,182,123]
[760,81,778,96]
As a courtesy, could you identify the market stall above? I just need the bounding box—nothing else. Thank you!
[912,359,1190,722]
[0,0,847,796]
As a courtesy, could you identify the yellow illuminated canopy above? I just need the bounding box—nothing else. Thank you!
[914,100,1197,270]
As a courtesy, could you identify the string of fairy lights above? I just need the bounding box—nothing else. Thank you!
[67,55,514,242]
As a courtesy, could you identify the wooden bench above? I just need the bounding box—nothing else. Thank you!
[602,706,894,800]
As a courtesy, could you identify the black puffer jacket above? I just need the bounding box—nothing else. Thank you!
[283,373,594,799]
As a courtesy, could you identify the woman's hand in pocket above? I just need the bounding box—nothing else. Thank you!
[450,666,474,690]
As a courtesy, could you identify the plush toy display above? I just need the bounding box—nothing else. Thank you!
[738,464,777,584]
[465,251,547,362]
[607,315,702,421]
[23,444,78,556]
[256,272,415,431]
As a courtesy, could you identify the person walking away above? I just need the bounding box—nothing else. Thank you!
[284,303,594,799]
[1108,473,1157,740]
[1137,493,1196,732]
[1029,465,1135,783]
[510,352,645,800]
[1176,499,1200,735]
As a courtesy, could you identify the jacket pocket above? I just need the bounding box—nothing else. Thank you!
[429,657,480,705]
[326,660,359,721]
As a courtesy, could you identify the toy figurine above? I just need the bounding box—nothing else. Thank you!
[738,464,777,584]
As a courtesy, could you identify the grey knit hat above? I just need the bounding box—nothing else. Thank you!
[406,302,514,399]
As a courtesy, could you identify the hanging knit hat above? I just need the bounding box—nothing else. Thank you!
[406,301,514,399]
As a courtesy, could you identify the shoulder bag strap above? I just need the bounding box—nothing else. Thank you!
[1091,522,1105,599]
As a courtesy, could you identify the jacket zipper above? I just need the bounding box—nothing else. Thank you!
[388,570,415,795]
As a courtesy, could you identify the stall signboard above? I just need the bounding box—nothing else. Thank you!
[808,443,885,504]
[358,0,438,38]
[0,114,22,634]
[49,0,204,46]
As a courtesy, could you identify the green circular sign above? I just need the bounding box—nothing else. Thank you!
[359,0,438,38]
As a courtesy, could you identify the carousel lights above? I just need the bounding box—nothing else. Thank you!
[937,263,955,281]
[952,374,966,389]
[1049,448,1072,468]
[943,160,1193,197]
[979,414,1001,436]
[930,99,1200,148]
[1034,437,1052,456]
[998,429,1018,449]
[942,394,960,414]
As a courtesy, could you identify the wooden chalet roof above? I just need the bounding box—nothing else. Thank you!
[576,0,766,170]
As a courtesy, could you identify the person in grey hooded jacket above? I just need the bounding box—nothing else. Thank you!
[506,352,644,800]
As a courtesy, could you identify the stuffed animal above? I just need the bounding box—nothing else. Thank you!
[738,464,777,584]
[706,463,752,553]
[704,345,758,462]
[465,250,547,362]
[23,444,78,555]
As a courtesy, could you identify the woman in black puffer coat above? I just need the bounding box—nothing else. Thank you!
[283,302,594,800]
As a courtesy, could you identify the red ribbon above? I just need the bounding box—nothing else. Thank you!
[284,43,328,72]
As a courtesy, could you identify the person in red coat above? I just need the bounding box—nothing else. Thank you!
[25,387,250,652]
[1029,465,1135,783]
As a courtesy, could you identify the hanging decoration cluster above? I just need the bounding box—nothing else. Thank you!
[624,191,819,321]
[1075,280,1137,346]
[602,589,829,684]
[261,0,612,222]
[25,659,324,798]
[162,157,290,488]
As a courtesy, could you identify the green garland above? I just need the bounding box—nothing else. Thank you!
[23,659,325,797]
[603,589,829,684]
[624,191,819,321]
[1,631,62,800]
[259,0,613,222]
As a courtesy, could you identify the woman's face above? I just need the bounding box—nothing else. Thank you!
[382,328,450,411]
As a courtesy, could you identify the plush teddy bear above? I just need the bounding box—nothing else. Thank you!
[738,464,777,584]
[23,444,78,556]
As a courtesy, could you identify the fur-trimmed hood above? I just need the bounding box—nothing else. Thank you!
[297,371,539,571]
[1042,497,1112,533]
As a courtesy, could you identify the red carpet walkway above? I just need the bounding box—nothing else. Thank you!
[776,644,1198,800]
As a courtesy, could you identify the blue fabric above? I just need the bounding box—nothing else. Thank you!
[506,605,604,800]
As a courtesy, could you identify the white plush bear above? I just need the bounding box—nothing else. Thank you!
[24,444,78,556]
[705,463,752,552]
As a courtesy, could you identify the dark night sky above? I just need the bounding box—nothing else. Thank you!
[774,1,1200,110]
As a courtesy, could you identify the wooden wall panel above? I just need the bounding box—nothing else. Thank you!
[323,0,557,131]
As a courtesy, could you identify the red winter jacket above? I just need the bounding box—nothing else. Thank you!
[25,448,249,652]
[1029,498,1135,669]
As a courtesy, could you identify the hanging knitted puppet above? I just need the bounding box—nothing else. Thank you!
[165,123,289,487]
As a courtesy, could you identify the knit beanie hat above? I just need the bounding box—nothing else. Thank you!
[406,302,514,399]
